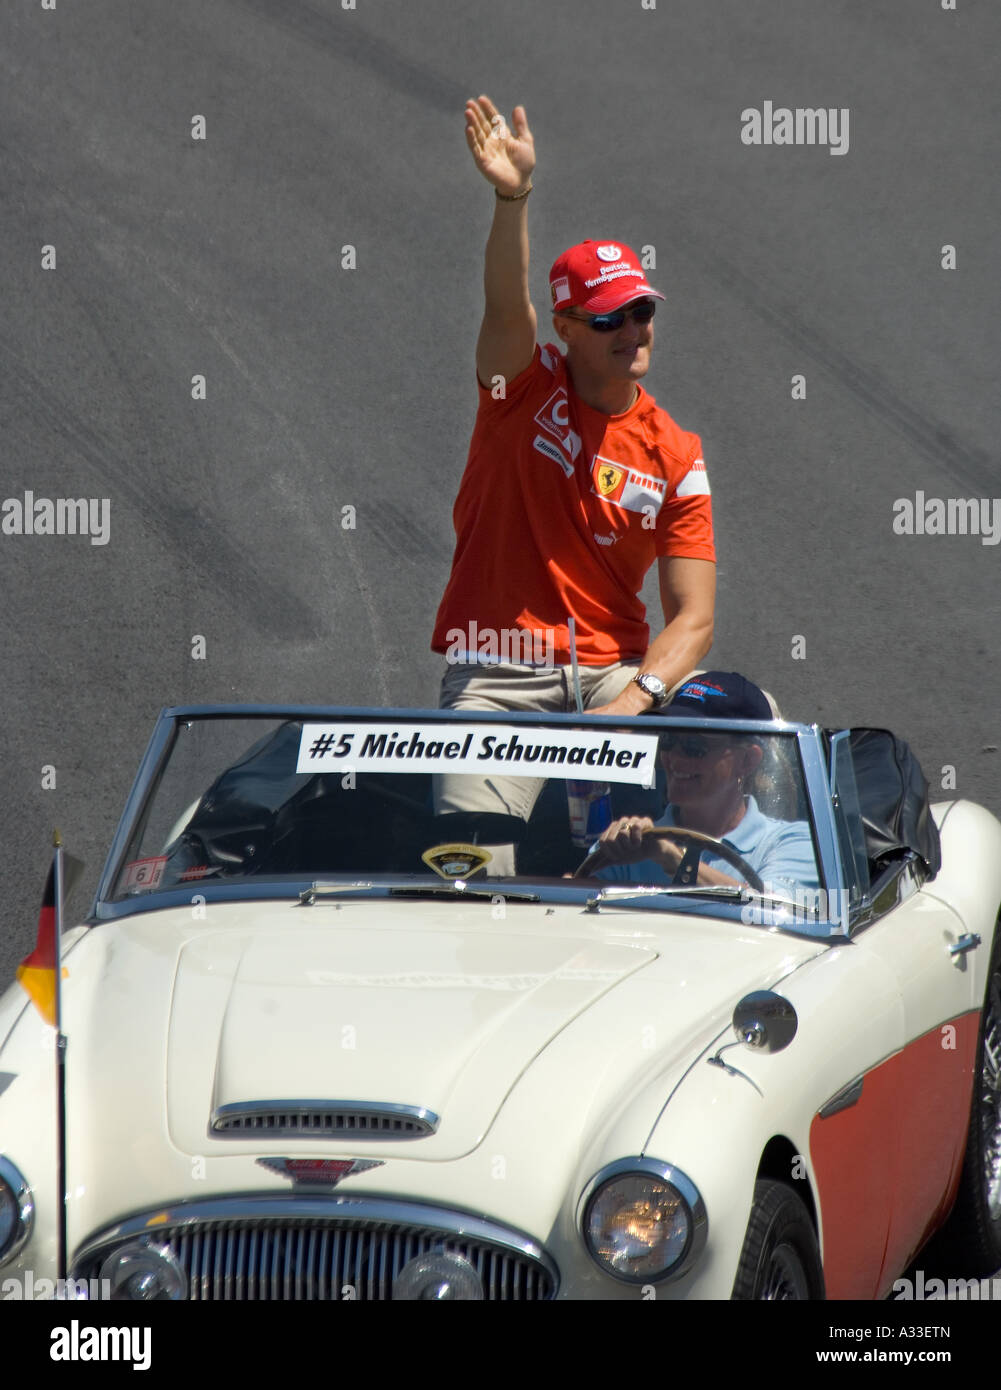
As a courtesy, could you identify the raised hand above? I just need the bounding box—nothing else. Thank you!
[464,95,535,195]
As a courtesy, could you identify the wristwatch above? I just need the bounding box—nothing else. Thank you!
[632,672,669,707]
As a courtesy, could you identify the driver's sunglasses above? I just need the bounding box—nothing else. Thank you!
[561,301,656,333]
[660,733,732,758]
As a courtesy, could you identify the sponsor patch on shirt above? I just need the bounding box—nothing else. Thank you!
[533,434,574,476]
[591,455,666,515]
[676,458,711,496]
[534,388,581,461]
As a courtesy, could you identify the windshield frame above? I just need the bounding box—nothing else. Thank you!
[90,704,846,938]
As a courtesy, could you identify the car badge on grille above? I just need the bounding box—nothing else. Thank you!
[421,843,492,879]
[256,1158,384,1187]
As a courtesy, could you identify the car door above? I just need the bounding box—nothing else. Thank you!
[852,884,980,1294]
[810,734,980,1297]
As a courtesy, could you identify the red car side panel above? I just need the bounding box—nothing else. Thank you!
[810,1011,979,1300]
[875,1011,979,1296]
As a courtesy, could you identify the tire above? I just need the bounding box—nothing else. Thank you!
[731,1180,825,1300]
[930,923,1001,1275]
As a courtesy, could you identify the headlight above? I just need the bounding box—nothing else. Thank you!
[580,1159,707,1284]
[0,1157,34,1266]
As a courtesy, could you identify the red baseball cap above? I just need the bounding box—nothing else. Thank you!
[549,240,665,314]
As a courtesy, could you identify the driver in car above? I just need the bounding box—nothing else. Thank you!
[595,672,819,897]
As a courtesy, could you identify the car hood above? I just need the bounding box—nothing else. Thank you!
[163,909,657,1158]
[59,899,821,1218]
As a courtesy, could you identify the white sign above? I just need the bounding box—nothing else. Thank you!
[297,723,659,786]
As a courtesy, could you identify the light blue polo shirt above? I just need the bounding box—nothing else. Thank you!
[598,796,819,896]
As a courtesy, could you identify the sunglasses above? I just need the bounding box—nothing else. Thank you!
[561,301,656,333]
[660,734,733,758]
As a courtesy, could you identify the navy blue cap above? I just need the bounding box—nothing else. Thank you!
[665,671,772,721]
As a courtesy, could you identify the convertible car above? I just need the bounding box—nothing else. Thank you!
[0,704,998,1300]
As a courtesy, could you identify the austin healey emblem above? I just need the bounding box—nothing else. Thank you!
[256,1158,384,1187]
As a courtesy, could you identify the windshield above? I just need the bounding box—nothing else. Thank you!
[107,713,824,910]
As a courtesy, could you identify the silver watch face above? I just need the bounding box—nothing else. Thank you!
[636,673,667,703]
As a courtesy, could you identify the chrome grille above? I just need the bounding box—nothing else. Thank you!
[74,1197,557,1300]
[175,1221,551,1299]
[211,1102,438,1140]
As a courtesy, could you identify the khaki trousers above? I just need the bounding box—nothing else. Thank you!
[433,660,640,874]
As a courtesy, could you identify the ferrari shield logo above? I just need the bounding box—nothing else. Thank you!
[594,461,625,497]
[421,843,492,879]
[591,454,666,515]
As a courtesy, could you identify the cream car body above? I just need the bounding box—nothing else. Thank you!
[1,707,999,1301]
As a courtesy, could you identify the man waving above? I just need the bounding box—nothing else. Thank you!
[431,96,716,720]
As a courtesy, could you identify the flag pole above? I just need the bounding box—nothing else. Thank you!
[53,831,68,1286]
[17,832,79,1289]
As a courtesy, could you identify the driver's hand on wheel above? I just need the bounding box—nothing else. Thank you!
[598,816,658,864]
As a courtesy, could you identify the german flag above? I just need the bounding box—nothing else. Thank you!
[17,853,60,1027]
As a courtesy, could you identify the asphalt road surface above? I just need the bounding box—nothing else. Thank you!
[1,0,998,1303]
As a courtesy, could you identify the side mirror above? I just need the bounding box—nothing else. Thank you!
[732,991,798,1054]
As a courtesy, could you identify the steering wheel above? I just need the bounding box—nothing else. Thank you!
[573,825,765,893]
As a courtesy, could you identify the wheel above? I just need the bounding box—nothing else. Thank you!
[731,1180,825,1300]
[928,922,1001,1275]
[574,825,765,892]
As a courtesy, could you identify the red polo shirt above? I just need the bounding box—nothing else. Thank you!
[431,344,715,665]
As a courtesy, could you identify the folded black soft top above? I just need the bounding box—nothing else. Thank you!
[841,728,941,877]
